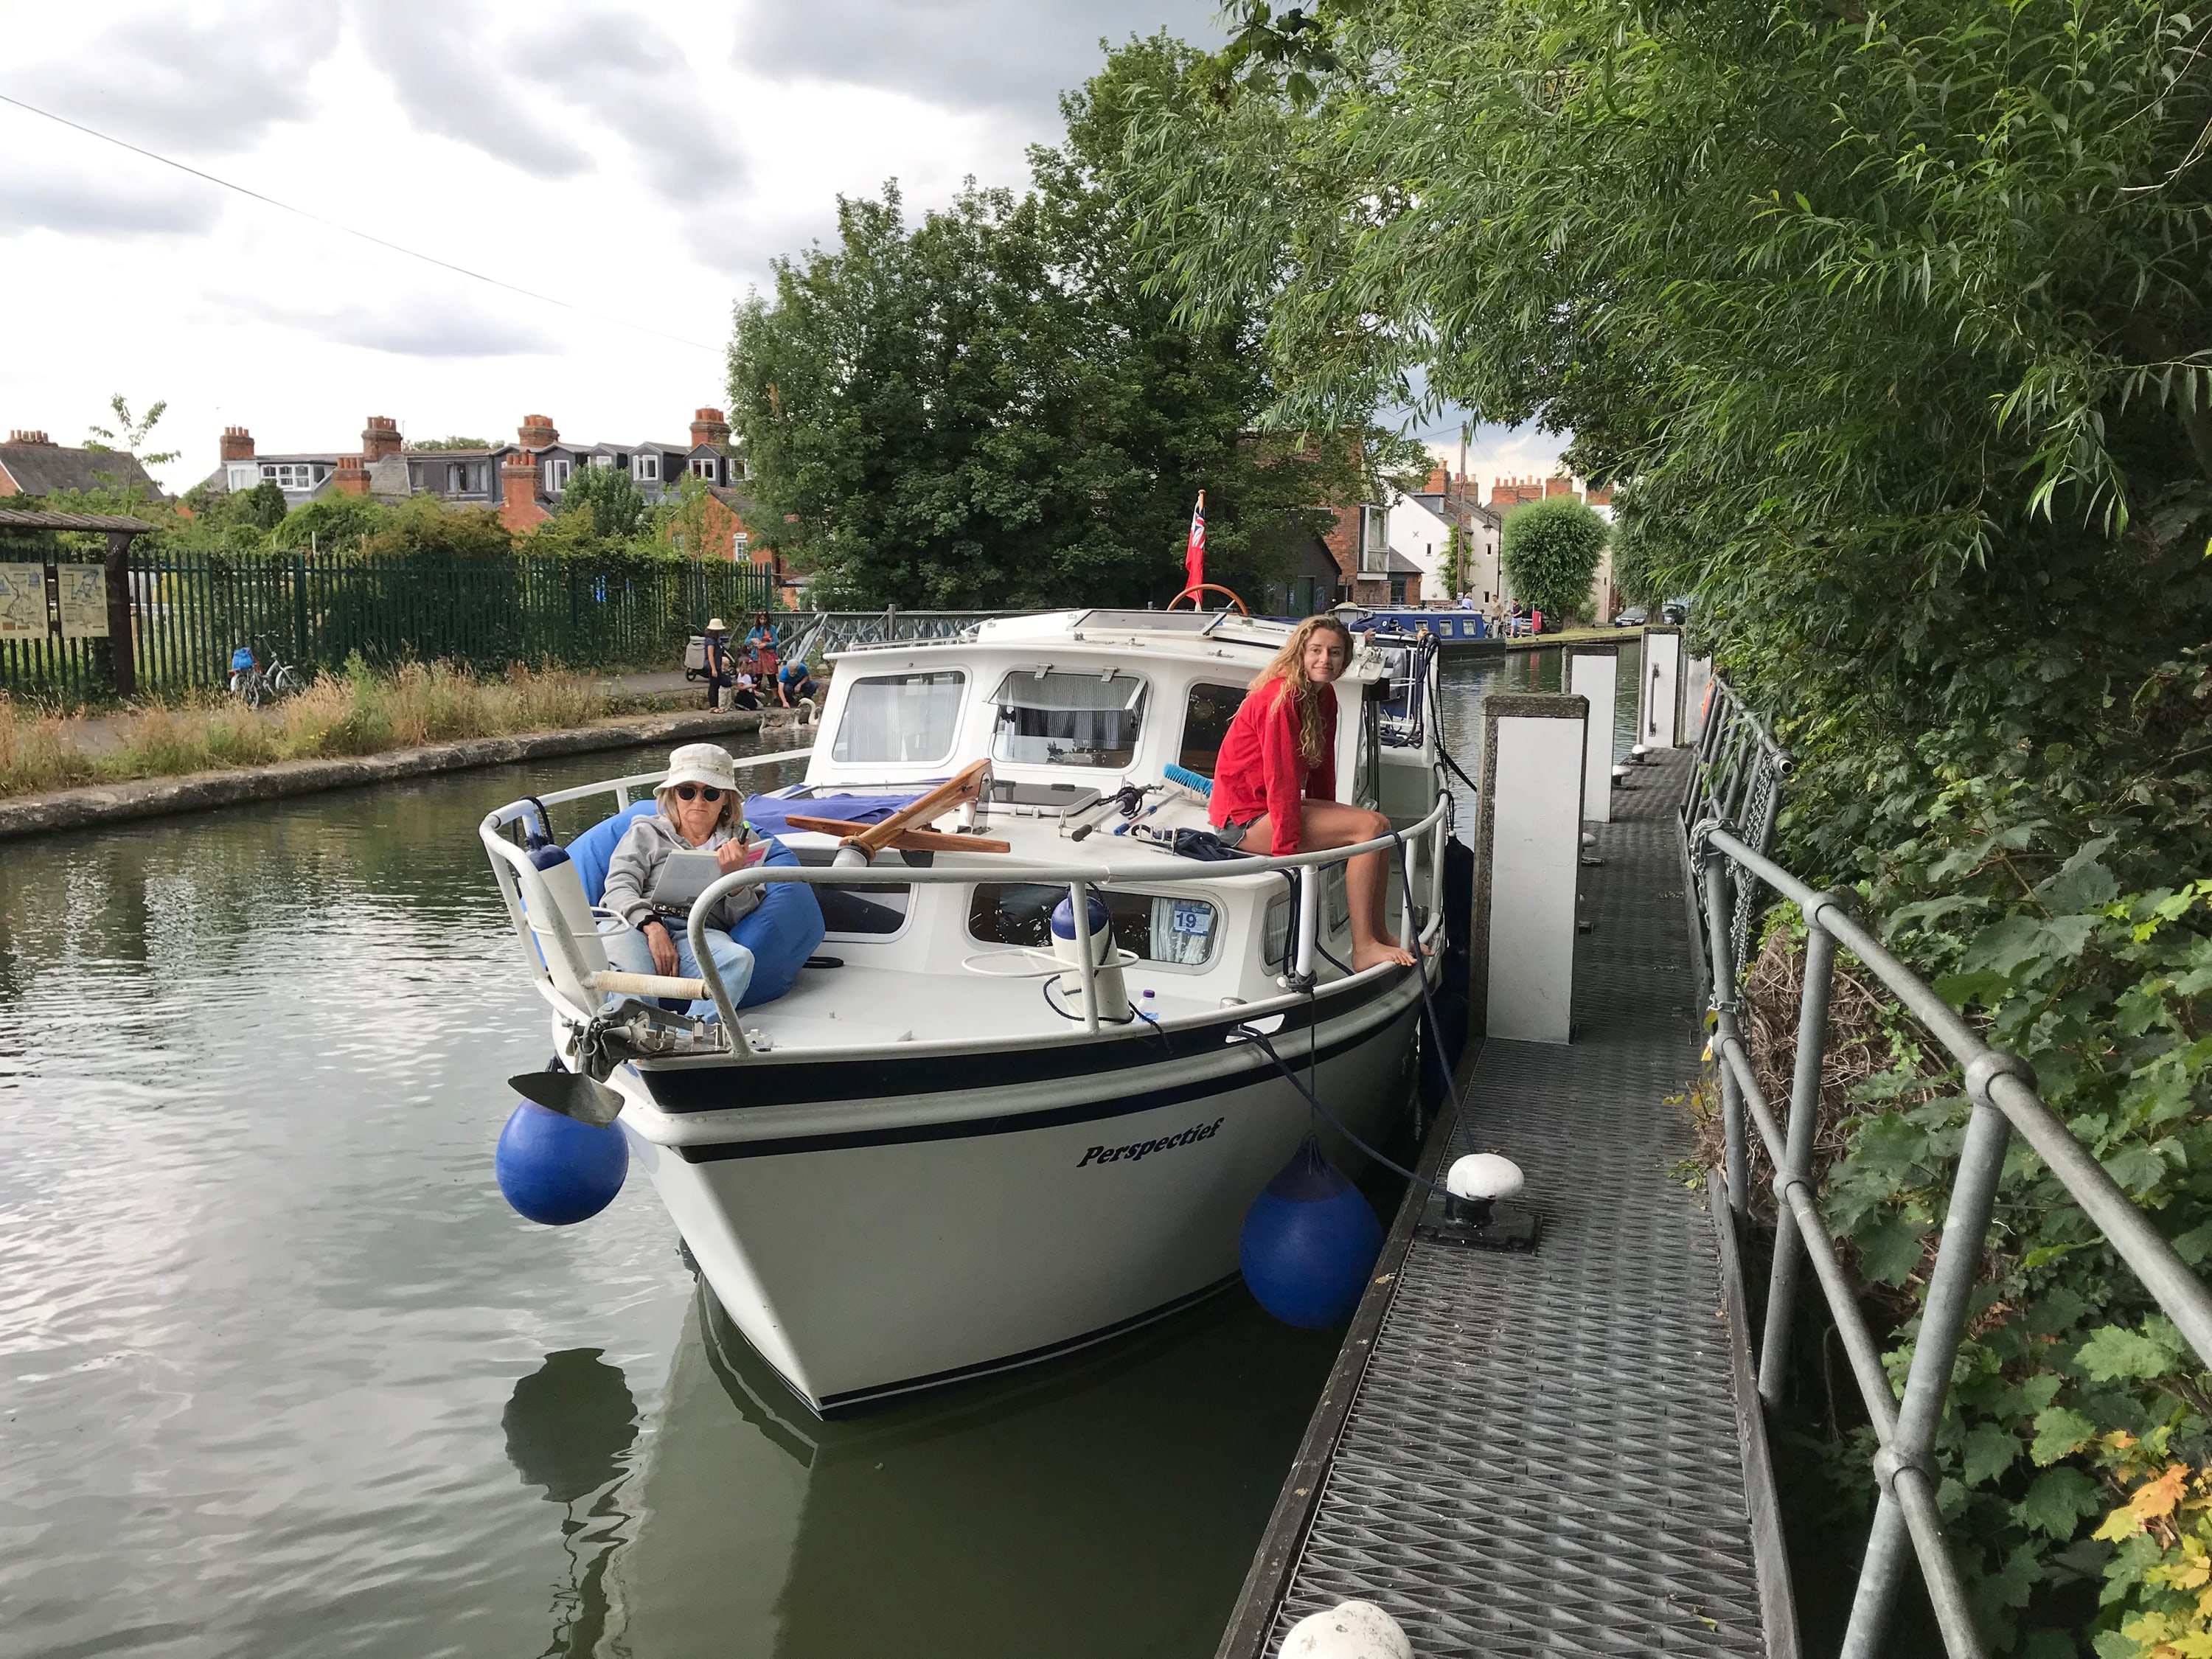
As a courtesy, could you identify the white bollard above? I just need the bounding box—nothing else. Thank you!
[1640,625,1683,750]
[1566,646,1617,824]
[1277,1600,1414,1659]
[1470,692,1585,1044]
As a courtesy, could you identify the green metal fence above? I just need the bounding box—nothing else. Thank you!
[0,547,775,701]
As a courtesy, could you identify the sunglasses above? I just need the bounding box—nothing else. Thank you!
[672,784,725,802]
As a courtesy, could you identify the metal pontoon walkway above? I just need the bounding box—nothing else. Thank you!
[1222,749,1791,1658]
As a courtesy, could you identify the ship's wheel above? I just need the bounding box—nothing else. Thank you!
[1165,583,1248,614]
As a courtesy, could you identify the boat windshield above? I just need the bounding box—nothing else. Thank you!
[832,669,967,765]
[988,668,1147,769]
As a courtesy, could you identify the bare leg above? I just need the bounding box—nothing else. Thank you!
[1295,801,1418,971]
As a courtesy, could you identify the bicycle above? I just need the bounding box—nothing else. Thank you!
[229,635,308,708]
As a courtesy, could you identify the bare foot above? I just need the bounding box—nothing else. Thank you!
[1352,939,1418,971]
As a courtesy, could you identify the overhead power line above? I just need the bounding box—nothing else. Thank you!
[0,90,720,357]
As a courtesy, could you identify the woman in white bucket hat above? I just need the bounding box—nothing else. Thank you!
[598,742,765,1015]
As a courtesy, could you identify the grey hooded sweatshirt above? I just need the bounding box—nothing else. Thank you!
[600,813,765,934]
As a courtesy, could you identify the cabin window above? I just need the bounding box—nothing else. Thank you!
[791,846,911,937]
[1177,681,1248,775]
[988,668,1147,769]
[831,669,966,765]
[969,884,1217,967]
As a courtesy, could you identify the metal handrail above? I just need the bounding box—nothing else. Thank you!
[1691,817,2212,1659]
[685,793,1455,1047]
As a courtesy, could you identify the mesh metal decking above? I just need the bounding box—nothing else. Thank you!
[1234,750,1785,1658]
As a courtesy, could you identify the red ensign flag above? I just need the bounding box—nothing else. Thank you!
[1185,491,1205,593]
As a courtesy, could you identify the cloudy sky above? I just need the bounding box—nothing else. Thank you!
[0,1,1560,495]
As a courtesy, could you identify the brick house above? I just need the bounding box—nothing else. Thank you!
[198,408,747,531]
[0,430,160,497]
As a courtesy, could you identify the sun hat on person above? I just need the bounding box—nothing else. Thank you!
[706,617,728,633]
[659,742,738,799]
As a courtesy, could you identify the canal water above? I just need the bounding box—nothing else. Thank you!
[0,645,1635,1659]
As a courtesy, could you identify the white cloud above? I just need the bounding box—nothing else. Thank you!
[734,0,1216,114]
[209,293,560,360]
[352,1,595,178]
[20,3,339,155]
[0,168,223,239]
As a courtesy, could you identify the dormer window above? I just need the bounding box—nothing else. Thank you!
[546,459,572,493]
[261,462,320,490]
[226,465,256,491]
[690,457,719,481]
[636,452,659,481]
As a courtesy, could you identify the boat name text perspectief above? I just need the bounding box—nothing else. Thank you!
[1077,1118,1226,1168]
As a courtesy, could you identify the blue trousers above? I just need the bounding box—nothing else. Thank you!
[599,917,755,1018]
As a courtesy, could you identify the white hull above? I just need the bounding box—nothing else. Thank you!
[616,989,1422,1415]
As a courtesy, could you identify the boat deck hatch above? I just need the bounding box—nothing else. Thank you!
[985,781,1101,815]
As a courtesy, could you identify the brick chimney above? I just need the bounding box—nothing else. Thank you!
[1545,474,1573,498]
[499,450,547,532]
[7,430,55,445]
[1423,466,1447,495]
[1585,483,1613,507]
[689,407,731,448]
[361,416,402,462]
[517,413,558,449]
[219,425,254,462]
[331,456,369,495]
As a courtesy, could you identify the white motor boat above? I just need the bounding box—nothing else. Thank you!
[481,608,1453,1416]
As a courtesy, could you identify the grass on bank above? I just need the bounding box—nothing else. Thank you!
[0,660,686,800]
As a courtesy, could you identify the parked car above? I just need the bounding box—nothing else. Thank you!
[1612,605,1649,627]
[1660,601,1688,625]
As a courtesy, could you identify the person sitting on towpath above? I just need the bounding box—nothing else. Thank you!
[599,743,765,1014]
[1208,614,1416,972]
[776,656,818,709]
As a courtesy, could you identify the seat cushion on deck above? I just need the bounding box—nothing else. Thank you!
[731,841,824,1007]
[568,799,661,909]
[568,801,824,1008]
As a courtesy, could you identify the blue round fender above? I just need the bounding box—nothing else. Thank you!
[495,1100,627,1226]
[1239,1135,1383,1328]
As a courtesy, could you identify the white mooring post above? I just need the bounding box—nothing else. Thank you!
[1566,645,1618,825]
[1684,653,1713,743]
[1470,692,1587,1044]
[1640,624,1683,750]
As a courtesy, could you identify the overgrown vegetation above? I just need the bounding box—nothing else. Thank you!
[0,661,669,799]
[726,34,1416,608]
[1118,1,2212,1649]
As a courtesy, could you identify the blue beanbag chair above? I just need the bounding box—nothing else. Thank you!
[566,800,824,1009]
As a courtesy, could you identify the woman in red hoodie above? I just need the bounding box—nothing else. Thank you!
[1210,615,1417,971]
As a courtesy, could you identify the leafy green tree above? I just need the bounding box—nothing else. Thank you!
[1124,2,2212,1647]
[360,493,512,558]
[237,480,288,532]
[726,35,1380,608]
[404,436,492,451]
[84,394,179,470]
[1499,495,1605,622]
[276,495,387,554]
[553,460,652,540]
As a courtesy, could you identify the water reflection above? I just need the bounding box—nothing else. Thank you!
[504,1348,639,1659]
[600,1284,1335,1659]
